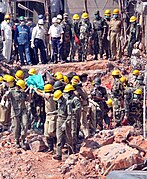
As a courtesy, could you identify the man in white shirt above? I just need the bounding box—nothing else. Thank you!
[1,14,12,63]
[31,19,47,64]
[48,17,64,64]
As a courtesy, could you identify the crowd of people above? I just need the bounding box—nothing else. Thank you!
[0,67,145,160]
[1,8,142,65]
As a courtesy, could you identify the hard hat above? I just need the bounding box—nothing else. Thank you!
[53,90,63,101]
[137,75,144,80]
[112,70,120,76]
[63,75,69,84]
[73,14,80,20]
[53,81,64,90]
[130,16,137,23]
[113,8,119,15]
[93,77,101,85]
[16,80,26,90]
[120,76,127,83]
[57,14,62,20]
[54,72,63,81]
[52,17,58,23]
[0,76,3,83]
[38,19,44,25]
[106,98,113,107]
[71,75,80,85]
[15,70,24,80]
[38,14,44,19]
[82,12,89,19]
[4,14,10,19]
[28,68,36,75]
[134,89,142,95]
[104,9,111,16]
[19,16,25,21]
[72,76,80,81]
[6,75,15,83]
[132,69,139,76]
[44,84,53,92]
[3,74,10,81]
[64,84,74,93]
[63,13,68,17]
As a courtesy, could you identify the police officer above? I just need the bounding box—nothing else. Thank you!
[111,70,124,126]
[31,19,47,64]
[109,9,122,60]
[63,84,81,152]
[2,79,28,149]
[61,13,72,63]
[14,16,32,66]
[93,10,106,60]
[53,90,73,160]
[48,17,64,64]
[127,16,141,58]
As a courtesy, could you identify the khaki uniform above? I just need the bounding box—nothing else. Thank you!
[56,97,72,157]
[109,18,122,59]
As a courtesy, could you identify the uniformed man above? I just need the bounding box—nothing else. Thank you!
[2,79,28,149]
[61,13,72,63]
[35,84,57,152]
[93,10,106,60]
[111,70,124,126]
[53,90,73,160]
[109,9,122,60]
[63,84,81,153]
[129,69,140,89]
[127,16,141,58]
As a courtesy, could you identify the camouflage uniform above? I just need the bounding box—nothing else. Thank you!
[61,20,72,62]
[56,97,73,158]
[79,20,92,61]
[111,78,124,126]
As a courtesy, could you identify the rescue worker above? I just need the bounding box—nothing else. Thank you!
[127,16,141,58]
[90,77,108,130]
[15,70,25,80]
[14,16,32,66]
[120,76,128,90]
[53,80,65,91]
[71,75,89,138]
[53,90,73,160]
[136,75,144,90]
[63,75,69,84]
[2,80,28,149]
[61,13,72,63]
[93,10,106,60]
[1,14,12,63]
[63,84,81,153]
[79,12,92,62]
[48,17,64,64]
[31,19,47,64]
[54,72,64,81]
[70,14,80,62]
[109,9,122,60]
[34,84,57,152]
[130,69,140,89]
[111,70,124,126]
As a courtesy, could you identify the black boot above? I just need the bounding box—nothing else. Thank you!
[94,54,98,60]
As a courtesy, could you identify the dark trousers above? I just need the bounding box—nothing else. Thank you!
[34,38,47,64]
[18,44,31,65]
[51,37,62,63]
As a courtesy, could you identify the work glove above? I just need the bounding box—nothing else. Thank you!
[61,123,66,131]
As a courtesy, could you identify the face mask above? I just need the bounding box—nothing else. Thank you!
[83,19,88,23]
[57,19,61,24]
[95,15,99,19]
[38,25,43,28]
[74,20,79,23]
[20,21,25,26]
[113,14,118,19]
[57,98,62,103]
[54,23,58,27]
[132,75,137,80]
[133,94,140,100]
[105,16,110,20]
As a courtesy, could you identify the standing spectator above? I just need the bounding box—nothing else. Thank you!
[31,19,47,64]
[48,17,64,64]
[1,14,12,63]
[14,16,32,66]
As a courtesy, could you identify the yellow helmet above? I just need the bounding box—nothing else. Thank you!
[6,75,15,83]
[28,68,36,75]
[63,75,69,84]
[106,98,113,107]
[134,89,142,95]
[4,14,10,19]
[120,76,127,83]
[54,72,63,81]
[82,12,89,19]
[71,75,80,85]
[104,9,111,16]
[64,84,74,93]
[132,69,139,76]
[130,16,137,23]
[3,74,10,81]
[15,70,24,80]
[73,14,80,20]
[0,76,3,83]
[113,8,119,15]
[53,90,63,101]
[16,80,26,90]
[112,70,120,76]
[44,84,53,92]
